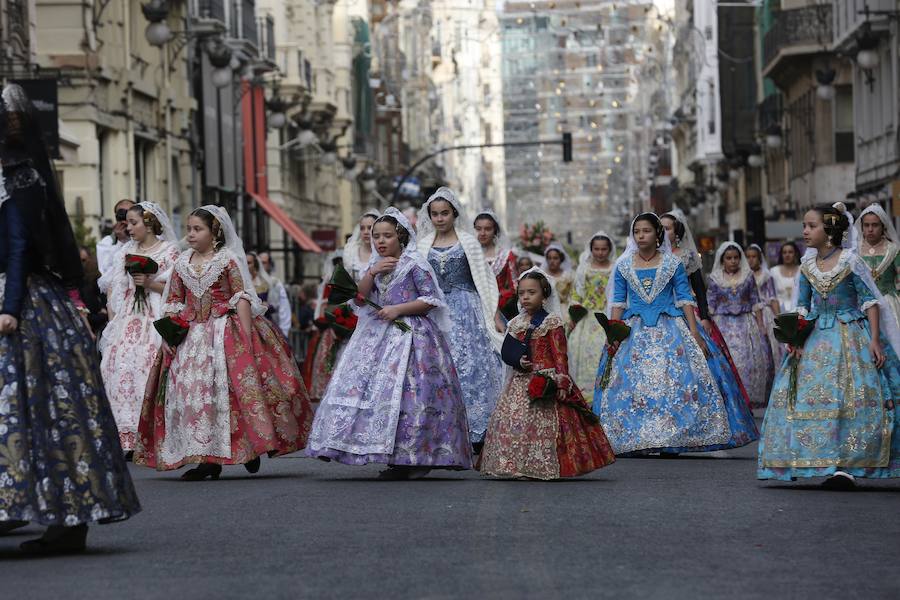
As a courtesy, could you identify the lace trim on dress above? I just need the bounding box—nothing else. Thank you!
[619,253,680,306]
[674,299,697,309]
[861,299,879,312]
[507,313,563,338]
[801,251,854,296]
[163,302,186,314]
[870,242,900,279]
[609,301,627,309]
[175,249,233,299]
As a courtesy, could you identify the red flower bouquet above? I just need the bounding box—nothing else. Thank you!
[326,263,410,332]
[498,289,519,321]
[330,304,359,340]
[124,253,159,314]
[153,315,190,347]
[313,316,332,331]
[527,371,559,403]
[596,313,632,389]
[773,312,815,410]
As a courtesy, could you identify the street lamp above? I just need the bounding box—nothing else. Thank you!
[267,97,288,130]
[815,68,836,101]
[765,124,783,150]
[142,0,172,46]
[856,32,880,70]
[359,166,378,193]
[319,139,338,166]
[747,144,764,168]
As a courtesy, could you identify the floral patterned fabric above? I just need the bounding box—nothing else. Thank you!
[429,243,504,444]
[568,266,611,393]
[99,240,180,450]
[306,263,472,468]
[0,274,140,525]
[759,257,900,480]
[480,314,615,479]
[754,270,785,371]
[134,249,313,470]
[708,274,774,409]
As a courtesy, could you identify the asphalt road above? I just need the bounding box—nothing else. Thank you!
[4,428,899,599]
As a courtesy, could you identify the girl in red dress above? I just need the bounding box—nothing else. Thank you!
[480,268,616,480]
[474,210,518,327]
[134,206,313,480]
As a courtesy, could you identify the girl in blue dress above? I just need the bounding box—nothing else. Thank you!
[592,213,733,454]
[417,188,504,450]
[759,202,900,488]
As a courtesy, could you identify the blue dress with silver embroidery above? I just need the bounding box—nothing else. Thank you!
[592,253,733,453]
[429,243,503,444]
[758,253,900,480]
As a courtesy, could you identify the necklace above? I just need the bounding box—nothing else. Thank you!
[865,239,885,256]
[636,250,658,264]
[137,238,162,253]
[817,246,840,264]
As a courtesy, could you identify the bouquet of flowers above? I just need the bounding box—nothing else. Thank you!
[519,221,555,255]
[325,263,411,332]
[773,312,815,410]
[528,368,600,423]
[153,315,190,347]
[498,289,519,321]
[313,316,332,330]
[568,304,588,325]
[124,254,159,314]
[330,304,359,340]
[596,313,632,389]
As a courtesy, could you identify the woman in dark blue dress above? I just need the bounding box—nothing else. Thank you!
[0,84,140,554]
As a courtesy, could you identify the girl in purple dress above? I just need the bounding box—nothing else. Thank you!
[707,242,774,409]
[305,208,473,480]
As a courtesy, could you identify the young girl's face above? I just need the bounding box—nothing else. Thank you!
[545,250,563,271]
[360,216,376,246]
[633,219,658,252]
[781,244,798,266]
[591,238,611,263]
[246,255,259,277]
[517,257,534,272]
[517,277,545,313]
[660,216,677,245]
[429,200,456,234]
[126,208,149,243]
[722,248,741,274]
[802,211,828,250]
[372,221,402,258]
[187,215,214,253]
[474,217,497,246]
[862,213,884,245]
[745,248,761,271]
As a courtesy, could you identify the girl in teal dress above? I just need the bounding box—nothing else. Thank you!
[758,203,900,488]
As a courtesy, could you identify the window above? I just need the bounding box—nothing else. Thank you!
[834,85,854,163]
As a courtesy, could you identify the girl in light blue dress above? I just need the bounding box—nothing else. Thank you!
[758,203,900,488]
[417,188,504,450]
[593,213,732,454]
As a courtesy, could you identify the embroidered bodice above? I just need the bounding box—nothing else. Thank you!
[860,242,900,297]
[797,252,878,329]
[572,266,612,311]
[163,249,253,323]
[707,273,760,316]
[610,253,696,326]
[429,243,477,294]
[371,261,443,309]
[547,271,574,305]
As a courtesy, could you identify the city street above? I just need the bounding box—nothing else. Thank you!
[5,430,899,599]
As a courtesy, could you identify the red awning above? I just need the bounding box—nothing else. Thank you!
[249,192,323,253]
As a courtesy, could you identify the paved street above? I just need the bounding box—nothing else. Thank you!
[5,428,900,599]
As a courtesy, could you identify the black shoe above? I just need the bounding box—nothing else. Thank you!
[181,463,222,481]
[471,441,484,456]
[822,472,856,490]
[244,456,261,474]
[0,520,28,535]
[20,524,88,555]
[377,466,411,481]
[124,451,134,462]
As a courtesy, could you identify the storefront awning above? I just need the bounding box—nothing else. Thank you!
[249,192,323,253]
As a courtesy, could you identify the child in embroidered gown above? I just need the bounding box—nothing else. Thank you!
[418,187,504,449]
[856,204,900,331]
[592,213,734,454]
[135,206,313,480]
[568,232,616,394]
[99,202,180,453]
[543,242,575,318]
[475,209,518,328]
[746,243,785,371]
[707,242,775,409]
[771,241,801,311]
[480,268,615,480]
[306,208,472,480]
[759,203,900,488]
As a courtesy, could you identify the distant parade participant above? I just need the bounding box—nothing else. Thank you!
[745,243,785,369]
[593,213,733,454]
[99,202,180,455]
[307,208,472,479]
[516,254,535,273]
[480,268,615,480]
[474,209,518,329]
[660,210,758,448]
[342,209,381,282]
[258,251,292,339]
[542,242,574,318]
[0,83,140,554]
[856,203,900,331]
[771,241,802,312]
[707,242,774,409]
[567,231,616,394]
[303,251,343,400]
[96,198,136,301]
[135,206,313,480]
[418,187,504,450]
[759,203,900,488]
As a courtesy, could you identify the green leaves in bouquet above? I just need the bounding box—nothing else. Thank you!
[568,304,588,325]
[153,316,190,347]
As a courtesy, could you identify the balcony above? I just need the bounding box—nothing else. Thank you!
[763,5,833,86]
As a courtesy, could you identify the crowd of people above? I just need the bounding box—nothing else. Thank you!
[2,83,900,556]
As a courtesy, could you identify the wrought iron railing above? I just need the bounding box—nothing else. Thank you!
[763,5,832,69]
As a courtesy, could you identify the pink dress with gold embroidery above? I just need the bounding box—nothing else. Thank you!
[134,249,313,470]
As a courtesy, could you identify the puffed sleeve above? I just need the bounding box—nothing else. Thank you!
[852,271,879,313]
[609,266,627,310]
[412,264,446,310]
[225,259,251,309]
[796,272,812,316]
[688,269,710,319]
[673,263,696,308]
[162,267,187,315]
[1,198,28,318]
